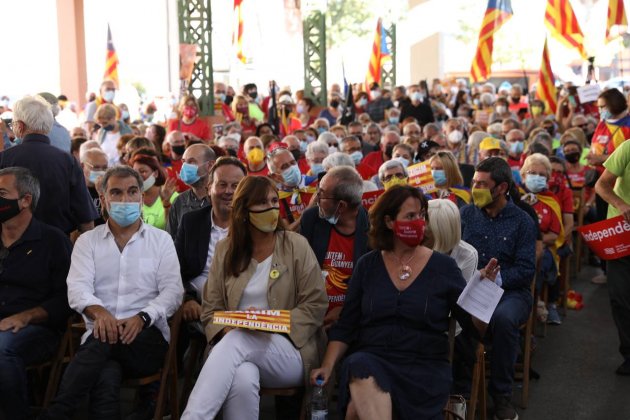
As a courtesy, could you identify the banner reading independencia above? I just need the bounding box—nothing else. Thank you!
[213,310,291,333]
[577,215,630,260]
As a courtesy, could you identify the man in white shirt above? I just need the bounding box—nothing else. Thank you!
[42,166,183,420]
[175,156,247,323]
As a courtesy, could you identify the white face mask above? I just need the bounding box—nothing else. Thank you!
[448,130,464,144]
[143,174,156,192]
[496,105,507,114]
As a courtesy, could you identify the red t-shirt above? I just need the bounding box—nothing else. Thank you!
[547,173,573,214]
[322,228,355,313]
[167,118,211,140]
[566,167,594,202]
[362,151,385,173]
[356,162,376,180]
[533,191,562,234]
[507,156,521,170]
[298,158,310,175]
[165,159,189,193]
[247,164,269,177]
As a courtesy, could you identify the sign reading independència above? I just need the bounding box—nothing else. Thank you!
[213,310,291,333]
[578,215,630,260]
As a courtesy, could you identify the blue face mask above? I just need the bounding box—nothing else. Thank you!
[349,151,363,166]
[388,117,400,125]
[217,93,226,103]
[299,140,308,153]
[393,156,409,168]
[179,162,201,185]
[432,169,447,186]
[525,174,547,193]
[318,202,340,225]
[510,141,524,155]
[310,163,325,177]
[121,110,130,120]
[109,202,141,227]
[89,170,106,185]
[600,109,612,121]
[282,164,302,187]
[317,127,327,135]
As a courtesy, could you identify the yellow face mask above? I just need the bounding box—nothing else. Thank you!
[531,106,543,117]
[471,188,493,208]
[249,208,279,232]
[246,148,265,164]
[383,176,408,191]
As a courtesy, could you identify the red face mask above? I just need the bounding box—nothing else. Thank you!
[548,171,565,192]
[183,106,197,119]
[393,219,426,247]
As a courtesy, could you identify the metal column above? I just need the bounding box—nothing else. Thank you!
[381,23,396,89]
[178,0,214,116]
[303,10,327,106]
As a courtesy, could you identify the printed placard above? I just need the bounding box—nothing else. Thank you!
[361,189,384,210]
[407,160,437,194]
[577,216,630,260]
[577,84,601,104]
[213,310,291,333]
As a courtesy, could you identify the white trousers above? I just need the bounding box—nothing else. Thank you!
[182,329,304,420]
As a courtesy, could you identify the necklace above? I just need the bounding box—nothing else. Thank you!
[389,249,417,281]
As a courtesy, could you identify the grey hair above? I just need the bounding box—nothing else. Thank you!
[482,82,496,94]
[323,152,355,170]
[13,96,54,134]
[480,92,495,107]
[378,159,408,180]
[305,140,329,160]
[313,118,330,129]
[224,121,242,133]
[325,166,364,208]
[0,167,40,212]
[81,148,108,165]
[317,132,337,145]
[217,136,238,150]
[100,166,144,193]
[79,140,103,162]
[487,122,503,138]
[266,148,292,174]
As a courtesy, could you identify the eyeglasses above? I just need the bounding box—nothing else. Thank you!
[0,246,9,275]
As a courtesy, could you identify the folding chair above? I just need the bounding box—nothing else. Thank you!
[122,306,183,420]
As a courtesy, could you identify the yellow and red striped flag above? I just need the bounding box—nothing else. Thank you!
[103,24,119,87]
[606,0,628,42]
[536,37,558,114]
[233,0,246,63]
[365,18,391,93]
[470,0,513,83]
[544,0,587,58]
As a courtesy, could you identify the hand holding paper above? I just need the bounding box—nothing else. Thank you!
[457,271,504,324]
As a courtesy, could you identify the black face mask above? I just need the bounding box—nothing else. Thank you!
[545,127,555,137]
[0,196,21,223]
[511,96,520,104]
[225,95,234,106]
[248,91,258,100]
[290,149,302,162]
[330,100,340,108]
[565,152,581,164]
[171,145,186,156]
[385,145,394,159]
[226,148,238,157]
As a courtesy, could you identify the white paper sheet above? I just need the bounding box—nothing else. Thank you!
[456,271,504,324]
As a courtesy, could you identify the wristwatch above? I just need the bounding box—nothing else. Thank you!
[138,311,151,328]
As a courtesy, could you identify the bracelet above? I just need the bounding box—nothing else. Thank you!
[162,199,172,208]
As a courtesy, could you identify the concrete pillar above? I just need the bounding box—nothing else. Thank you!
[56,0,87,109]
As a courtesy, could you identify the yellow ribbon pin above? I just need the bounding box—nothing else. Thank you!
[269,269,280,279]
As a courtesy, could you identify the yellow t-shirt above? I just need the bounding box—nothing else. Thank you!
[143,192,178,230]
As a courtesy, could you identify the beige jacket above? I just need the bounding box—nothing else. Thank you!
[201,230,328,388]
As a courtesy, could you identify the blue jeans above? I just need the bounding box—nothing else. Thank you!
[0,324,60,420]
[486,290,532,397]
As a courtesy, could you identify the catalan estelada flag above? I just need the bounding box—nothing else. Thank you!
[365,18,391,93]
[545,0,587,58]
[536,37,558,114]
[234,0,246,63]
[103,24,119,87]
[606,0,628,42]
[470,0,513,83]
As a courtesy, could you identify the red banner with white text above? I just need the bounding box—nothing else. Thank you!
[577,216,630,260]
